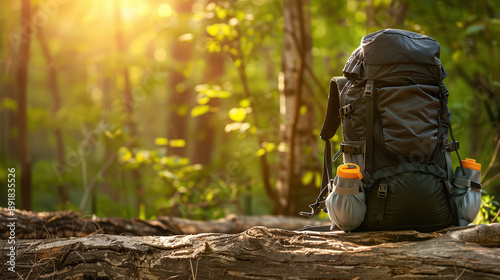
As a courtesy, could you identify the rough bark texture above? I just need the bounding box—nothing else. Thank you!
[17,0,32,211]
[1,223,499,279]
[0,208,328,239]
[277,0,319,215]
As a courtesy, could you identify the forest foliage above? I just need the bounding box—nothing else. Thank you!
[1,0,499,223]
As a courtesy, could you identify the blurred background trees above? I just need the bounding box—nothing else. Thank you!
[1,0,499,222]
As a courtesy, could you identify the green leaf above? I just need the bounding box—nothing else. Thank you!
[301,171,314,185]
[191,105,210,117]
[264,142,275,152]
[118,146,132,163]
[169,139,186,148]
[255,148,266,157]
[465,24,485,35]
[159,170,179,180]
[206,24,220,36]
[207,41,221,52]
[220,23,231,36]
[139,203,146,220]
[300,105,308,115]
[209,90,232,98]
[0,97,17,111]
[135,150,150,163]
[228,107,247,122]
[196,93,211,105]
[155,137,169,146]
[239,99,251,108]
[215,7,227,20]
[104,130,115,139]
[315,172,322,187]
[205,190,215,202]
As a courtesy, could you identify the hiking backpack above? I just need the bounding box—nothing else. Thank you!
[301,29,482,232]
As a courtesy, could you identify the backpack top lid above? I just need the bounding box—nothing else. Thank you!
[343,29,448,81]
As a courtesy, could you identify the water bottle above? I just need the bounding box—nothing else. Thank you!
[325,163,366,232]
[452,158,482,225]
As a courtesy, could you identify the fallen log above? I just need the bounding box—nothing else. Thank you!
[0,207,329,238]
[1,224,499,279]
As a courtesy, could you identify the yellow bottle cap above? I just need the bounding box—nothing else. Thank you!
[337,163,363,179]
[462,158,481,171]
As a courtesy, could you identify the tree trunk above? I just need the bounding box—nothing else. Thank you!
[0,207,328,239]
[2,223,499,279]
[16,0,32,211]
[388,0,409,27]
[114,0,143,212]
[0,5,19,208]
[192,52,224,165]
[166,0,195,158]
[36,28,69,206]
[277,0,318,215]
[0,3,19,161]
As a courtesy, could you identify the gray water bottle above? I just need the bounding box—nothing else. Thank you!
[452,158,482,225]
[325,163,366,232]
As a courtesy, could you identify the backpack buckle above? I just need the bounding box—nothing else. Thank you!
[444,180,454,195]
[445,141,460,152]
[339,103,354,117]
[364,80,374,98]
[377,183,388,199]
[340,143,362,154]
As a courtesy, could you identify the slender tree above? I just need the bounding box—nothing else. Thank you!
[277,0,318,215]
[166,0,195,157]
[114,0,143,212]
[192,52,224,165]
[37,28,69,206]
[16,0,32,210]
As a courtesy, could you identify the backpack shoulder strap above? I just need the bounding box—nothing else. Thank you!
[320,76,347,140]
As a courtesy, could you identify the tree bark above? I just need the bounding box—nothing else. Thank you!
[0,207,328,239]
[192,52,224,165]
[388,0,409,27]
[36,28,69,206]
[278,0,318,215]
[1,223,499,279]
[166,0,195,158]
[113,0,143,212]
[16,0,32,211]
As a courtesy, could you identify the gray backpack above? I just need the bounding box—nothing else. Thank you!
[301,29,482,232]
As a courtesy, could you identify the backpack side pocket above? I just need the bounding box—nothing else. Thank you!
[325,175,366,232]
[452,167,482,225]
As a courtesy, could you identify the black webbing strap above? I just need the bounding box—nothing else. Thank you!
[439,81,466,175]
[363,80,375,172]
[375,179,389,221]
[448,122,465,175]
[438,81,461,226]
